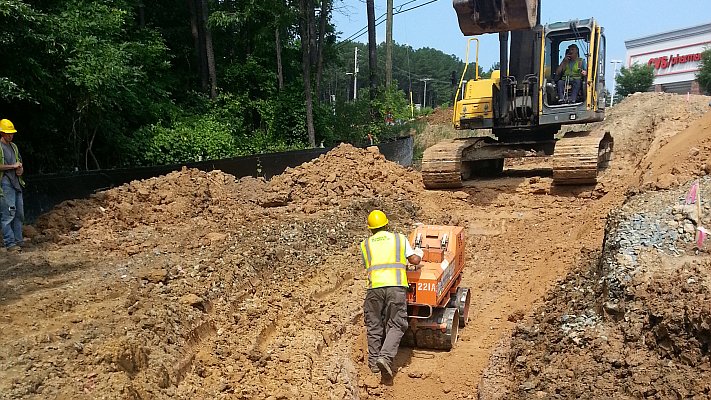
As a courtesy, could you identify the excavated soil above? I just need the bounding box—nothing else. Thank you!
[0,93,710,400]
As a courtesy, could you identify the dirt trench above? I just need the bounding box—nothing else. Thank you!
[0,93,709,400]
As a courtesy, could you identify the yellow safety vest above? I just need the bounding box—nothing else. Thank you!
[0,141,25,191]
[564,58,584,79]
[360,231,408,289]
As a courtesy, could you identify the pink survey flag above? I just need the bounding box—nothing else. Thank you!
[697,227,709,249]
[685,180,699,205]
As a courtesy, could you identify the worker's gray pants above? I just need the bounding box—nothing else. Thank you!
[364,286,408,369]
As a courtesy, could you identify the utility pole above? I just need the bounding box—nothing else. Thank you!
[420,78,433,108]
[610,59,623,106]
[385,0,394,87]
[354,47,359,100]
[366,0,377,101]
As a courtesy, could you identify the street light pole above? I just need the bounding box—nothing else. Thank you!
[610,59,623,106]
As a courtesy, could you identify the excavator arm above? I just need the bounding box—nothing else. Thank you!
[453,0,539,35]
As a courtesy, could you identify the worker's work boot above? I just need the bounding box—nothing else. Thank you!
[375,357,393,378]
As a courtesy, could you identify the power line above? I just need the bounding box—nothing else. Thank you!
[336,0,442,48]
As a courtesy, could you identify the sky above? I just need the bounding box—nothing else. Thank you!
[331,0,711,91]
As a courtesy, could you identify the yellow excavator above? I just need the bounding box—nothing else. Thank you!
[422,0,613,188]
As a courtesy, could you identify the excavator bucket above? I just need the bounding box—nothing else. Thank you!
[453,0,538,35]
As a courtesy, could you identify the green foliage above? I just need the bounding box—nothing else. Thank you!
[131,117,237,165]
[0,0,466,172]
[129,89,308,166]
[480,62,499,79]
[326,85,428,147]
[615,63,655,98]
[697,48,711,95]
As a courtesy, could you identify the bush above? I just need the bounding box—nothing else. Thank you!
[615,63,655,98]
[697,49,711,95]
[131,116,238,165]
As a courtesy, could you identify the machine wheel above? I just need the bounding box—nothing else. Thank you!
[444,308,460,350]
[452,287,471,327]
[413,308,460,350]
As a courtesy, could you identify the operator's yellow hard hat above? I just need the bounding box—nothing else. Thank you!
[0,119,17,134]
[367,210,389,230]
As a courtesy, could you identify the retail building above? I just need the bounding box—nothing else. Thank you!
[625,23,711,94]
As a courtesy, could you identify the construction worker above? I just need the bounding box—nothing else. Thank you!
[556,44,587,103]
[360,210,422,378]
[0,119,25,252]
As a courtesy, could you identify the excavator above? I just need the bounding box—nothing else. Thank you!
[421,0,613,188]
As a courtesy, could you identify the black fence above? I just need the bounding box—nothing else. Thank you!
[23,136,414,221]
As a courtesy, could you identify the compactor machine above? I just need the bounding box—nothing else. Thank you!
[422,0,613,188]
[402,225,470,350]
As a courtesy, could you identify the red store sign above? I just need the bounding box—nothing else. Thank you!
[648,52,702,69]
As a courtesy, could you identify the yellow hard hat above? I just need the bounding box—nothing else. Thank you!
[0,119,17,134]
[367,210,389,230]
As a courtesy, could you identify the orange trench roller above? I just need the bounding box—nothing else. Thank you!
[401,225,471,350]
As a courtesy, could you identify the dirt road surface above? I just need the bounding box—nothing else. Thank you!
[0,93,709,399]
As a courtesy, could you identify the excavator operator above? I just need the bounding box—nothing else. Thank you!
[359,210,422,379]
[556,44,587,103]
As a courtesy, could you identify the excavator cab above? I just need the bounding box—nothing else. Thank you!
[452,18,606,131]
[539,19,607,126]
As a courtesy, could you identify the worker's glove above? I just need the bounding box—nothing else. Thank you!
[413,248,424,258]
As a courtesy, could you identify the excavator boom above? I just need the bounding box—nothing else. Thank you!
[453,0,538,35]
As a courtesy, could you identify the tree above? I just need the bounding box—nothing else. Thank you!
[697,48,711,95]
[299,0,316,147]
[614,63,654,98]
[188,0,217,98]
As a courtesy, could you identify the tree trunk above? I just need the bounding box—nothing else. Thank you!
[275,27,284,90]
[308,0,317,70]
[299,0,316,147]
[138,2,146,28]
[315,0,330,98]
[188,0,208,93]
[366,0,377,102]
[85,127,100,170]
[199,0,217,98]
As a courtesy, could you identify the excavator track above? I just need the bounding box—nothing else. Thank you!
[551,131,614,185]
[421,139,481,189]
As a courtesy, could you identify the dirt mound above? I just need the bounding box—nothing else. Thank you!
[266,144,422,213]
[421,107,454,125]
[641,110,711,187]
[36,144,423,239]
[3,143,434,399]
[36,168,252,238]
